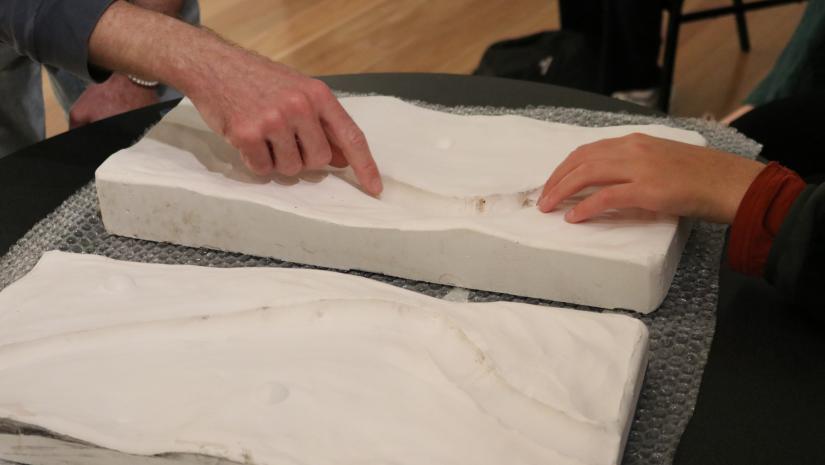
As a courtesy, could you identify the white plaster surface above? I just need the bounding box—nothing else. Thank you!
[0,252,648,465]
[96,96,706,312]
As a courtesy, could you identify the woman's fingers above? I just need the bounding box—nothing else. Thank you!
[539,138,624,204]
[564,184,642,223]
[538,159,632,213]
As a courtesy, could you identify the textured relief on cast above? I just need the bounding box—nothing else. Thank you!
[96,96,706,312]
[0,252,648,465]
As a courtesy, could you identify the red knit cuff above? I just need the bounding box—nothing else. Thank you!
[728,162,807,276]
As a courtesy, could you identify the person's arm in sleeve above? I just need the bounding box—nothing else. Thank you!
[726,163,825,314]
[68,0,187,129]
[536,135,823,313]
[87,1,382,194]
[0,0,115,82]
[763,182,825,315]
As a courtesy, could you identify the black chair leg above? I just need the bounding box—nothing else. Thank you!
[732,0,751,51]
[659,1,684,113]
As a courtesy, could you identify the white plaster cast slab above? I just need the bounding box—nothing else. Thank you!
[96,96,706,312]
[0,252,648,465]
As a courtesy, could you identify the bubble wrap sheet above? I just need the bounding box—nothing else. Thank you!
[0,101,761,465]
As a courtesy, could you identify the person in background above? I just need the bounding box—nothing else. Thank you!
[714,1,824,201]
[558,0,663,107]
[722,1,825,124]
[0,0,382,195]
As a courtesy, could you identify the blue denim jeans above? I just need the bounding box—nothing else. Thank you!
[0,0,199,158]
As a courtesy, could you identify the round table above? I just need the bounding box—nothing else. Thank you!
[1,73,822,465]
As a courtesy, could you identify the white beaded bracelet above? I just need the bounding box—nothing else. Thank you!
[128,74,160,88]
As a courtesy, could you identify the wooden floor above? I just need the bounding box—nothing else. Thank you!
[43,0,806,136]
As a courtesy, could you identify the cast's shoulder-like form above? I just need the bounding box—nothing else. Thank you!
[0,0,115,81]
[766,181,825,314]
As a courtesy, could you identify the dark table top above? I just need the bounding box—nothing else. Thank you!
[1,73,821,465]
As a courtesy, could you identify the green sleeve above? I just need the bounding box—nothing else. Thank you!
[746,2,825,106]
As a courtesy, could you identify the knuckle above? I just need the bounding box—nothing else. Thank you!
[228,125,259,148]
[306,148,333,169]
[597,187,623,208]
[597,188,615,204]
[625,132,651,150]
[262,110,286,131]
[341,125,369,152]
[569,145,589,160]
[577,161,597,176]
[305,79,333,102]
[283,92,312,116]
[570,142,599,161]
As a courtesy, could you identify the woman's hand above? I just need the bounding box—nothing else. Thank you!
[537,133,765,224]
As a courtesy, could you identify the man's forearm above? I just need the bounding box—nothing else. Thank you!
[106,0,185,85]
[88,1,225,100]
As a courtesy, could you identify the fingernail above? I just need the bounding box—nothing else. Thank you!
[565,208,576,222]
[539,197,555,213]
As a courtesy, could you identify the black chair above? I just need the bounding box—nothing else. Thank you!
[659,0,807,112]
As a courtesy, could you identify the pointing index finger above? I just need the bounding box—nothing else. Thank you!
[320,98,383,195]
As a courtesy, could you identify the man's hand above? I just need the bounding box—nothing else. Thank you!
[88,1,383,195]
[183,49,383,195]
[69,73,159,129]
[537,133,765,224]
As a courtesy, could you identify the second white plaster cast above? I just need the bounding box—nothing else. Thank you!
[0,252,648,465]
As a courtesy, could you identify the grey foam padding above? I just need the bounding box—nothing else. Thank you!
[0,101,761,465]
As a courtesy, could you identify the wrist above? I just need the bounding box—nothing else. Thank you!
[127,74,160,88]
[727,162,807,275]
[161,27,239,102]
[723,159,765,223]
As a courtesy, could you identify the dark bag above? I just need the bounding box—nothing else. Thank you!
[474,30,602,93]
